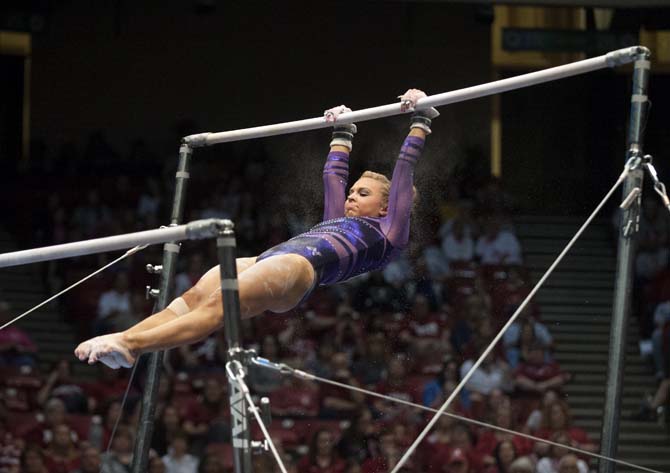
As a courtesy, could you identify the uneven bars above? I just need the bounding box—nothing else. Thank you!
[0,219,231,268]
[183,46,647,148]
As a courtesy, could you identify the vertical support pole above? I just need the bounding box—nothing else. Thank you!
[598,51,651,473]
[217,223,252,473]
[131,143,193,473]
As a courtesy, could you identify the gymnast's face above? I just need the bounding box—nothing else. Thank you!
[346,177,388,218]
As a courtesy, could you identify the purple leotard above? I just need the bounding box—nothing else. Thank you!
[257,135,424,289]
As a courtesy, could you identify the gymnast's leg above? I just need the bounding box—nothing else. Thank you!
[74,257,257,367]
[75,254,315,367]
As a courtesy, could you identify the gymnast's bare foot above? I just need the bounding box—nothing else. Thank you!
[74,333,136,369]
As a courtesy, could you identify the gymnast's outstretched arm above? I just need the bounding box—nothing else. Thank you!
[322,105,356,221]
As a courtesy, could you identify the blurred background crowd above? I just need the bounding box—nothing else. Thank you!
[2,129,668,473]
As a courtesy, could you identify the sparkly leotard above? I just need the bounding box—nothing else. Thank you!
[257,135,424,289]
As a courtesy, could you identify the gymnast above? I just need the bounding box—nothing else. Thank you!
[74,89,439,369]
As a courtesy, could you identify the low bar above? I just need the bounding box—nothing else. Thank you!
[0,219,230,268]
[183,46,647,147]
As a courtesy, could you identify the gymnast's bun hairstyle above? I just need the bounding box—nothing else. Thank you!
[360,170,419,212]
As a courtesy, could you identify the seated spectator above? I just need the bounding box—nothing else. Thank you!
[0,398,21,473]
[420,414,457,472]
[148,456,166,473]
[24,398,70,447]
[0,301,37,367]
[20,445,48,473]
[441,216,475,270]
[37,359,87,413]
[248,334,285,394]
[320,352,365,419]
[535,401,597,457]
[475,216,522,266]
[72,446,102,473]
[651,301,670,380]
[333,309,366,360]
[476,405,532,465]
[402,294,450,364]
[514,344,569,396]
[373,356,422,423]
[524,390,560,434]
[82,365,140,415]
[162,432,199,473]
[269,376,320,417]
[352,332,388,388]
[502,309,553,369]
[336,408,378,465]
[508,456,535,473]
[43,424,80,473]
[536,436,588,473]
[635,198,670,281]
[174,253,207,297]
[632,377,670,421]
[95,271,137,334]
[151,405,184,457]
[100,425,134,473]
[460,352,513,403]
[297,429,346,473]
[423,358,470,412]
[181,378,229,448]
[434,446,471,473]
[197,454,227,473]
[488,440,519,473]
[361,429,406,473]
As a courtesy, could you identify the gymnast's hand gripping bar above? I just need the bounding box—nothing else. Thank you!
[183,46,649,148]
[0,219,233,268]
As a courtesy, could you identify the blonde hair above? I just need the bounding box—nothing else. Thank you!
[360,170,418,209]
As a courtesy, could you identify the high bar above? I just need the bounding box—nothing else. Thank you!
[0,219,232,268]
[183,46,649,148]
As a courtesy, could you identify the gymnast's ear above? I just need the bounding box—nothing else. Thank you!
[379,204,388,217]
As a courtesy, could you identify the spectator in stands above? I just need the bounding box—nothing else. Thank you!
[149,456,167,473]
[524,390,560,434]
[536,435,588,473]
[436,446,471,473]
[0,398,21,473]
[152,405,183,457]
[197,454,226,473]
[502,307,552,369]
[352,332,388,387]
[402,294,450,367]
[632,377,670,421]
[72,446,102,473]
[514,343,569,396]
[72,189,110,238]
[175,253,207,298]
[441,215,475,270]
[421,414,457,472]
[37,359,87,413]
[635,198,670,281]
[181,378,229,448]
[43,423,80,473]
[24,398,69,447]
[334,310,366,361]
[535,400,597,457]
[162,432,199,473]
[298,429,346,473]
[248,334,284,394]
[489,440,518,473]
[337,407,378,464]
[20,445,48,473]
[374,355,421,422]
[95,271,136,334]
[476,405,532,464]
[508,456,534,473]
[0,300,37,367]
[460,351,513,404]
[650,300,670,380]
[320,352,365,419]
[423,358,470,412]
[475,216,522,266]
[361,429,404,473]
[100,425,134,473]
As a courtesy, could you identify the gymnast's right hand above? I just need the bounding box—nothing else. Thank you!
[324,105,357,150]
[74,333,136,369]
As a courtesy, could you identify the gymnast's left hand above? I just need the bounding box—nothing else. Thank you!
[74,333,136,369]
[399,88,427,112]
